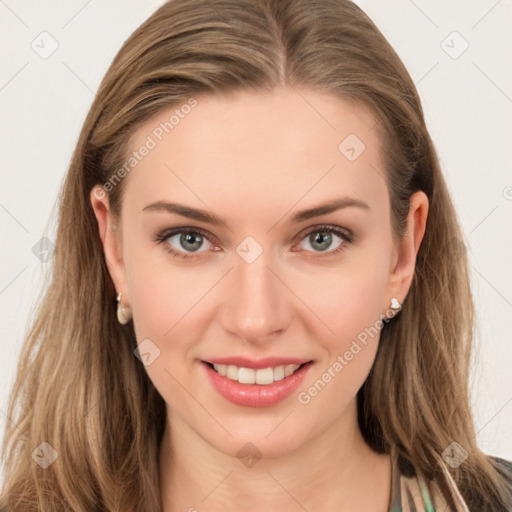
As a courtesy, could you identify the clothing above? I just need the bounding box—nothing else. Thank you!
[390,451,466,511]
[390,449,512,511]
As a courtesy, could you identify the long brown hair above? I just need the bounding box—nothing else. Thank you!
[2,0,511,510]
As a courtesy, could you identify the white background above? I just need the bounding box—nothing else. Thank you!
[1,0,511,483]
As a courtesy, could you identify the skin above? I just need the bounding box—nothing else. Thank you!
[91,86,428,512]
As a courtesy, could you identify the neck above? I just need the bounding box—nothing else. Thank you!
[159,399,391,512]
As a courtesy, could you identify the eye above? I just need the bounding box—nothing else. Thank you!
[154,224,354,261]
[294,225,353,257]
[154,228,217,260]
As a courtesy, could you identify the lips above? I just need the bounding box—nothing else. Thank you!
[200,358,314,407]
[203,356,311,369]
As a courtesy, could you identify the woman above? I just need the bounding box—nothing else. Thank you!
[1,0,511,510]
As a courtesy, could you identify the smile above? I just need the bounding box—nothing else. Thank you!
[201,360,314,408]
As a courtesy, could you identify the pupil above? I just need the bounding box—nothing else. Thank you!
[312,232,331,251]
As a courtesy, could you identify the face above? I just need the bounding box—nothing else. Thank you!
[92,86,426,460]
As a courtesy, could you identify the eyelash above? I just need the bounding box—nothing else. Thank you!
[153,224,354,261]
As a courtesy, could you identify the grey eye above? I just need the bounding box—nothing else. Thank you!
[167,232,212,253]
[300,230,344,253]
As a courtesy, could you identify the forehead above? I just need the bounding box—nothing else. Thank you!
[122,87,387,222]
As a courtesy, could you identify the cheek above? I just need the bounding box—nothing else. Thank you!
[296,255,390,346]
[129,269,208,354]
[124,247,206,409]
[291,250,391,398]
[124,235,206,338]
[294,264,389,418]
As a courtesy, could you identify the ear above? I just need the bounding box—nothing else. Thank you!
[90,185,129,302]
[386,190,429,305]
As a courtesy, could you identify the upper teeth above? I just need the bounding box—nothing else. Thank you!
[212,363,301,385]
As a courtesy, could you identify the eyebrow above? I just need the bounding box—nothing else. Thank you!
[142,197,370,228]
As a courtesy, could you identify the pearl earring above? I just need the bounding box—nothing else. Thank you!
[390,297,402,311]
[116,292,132,324]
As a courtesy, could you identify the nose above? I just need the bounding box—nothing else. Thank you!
[219,248,292,344]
